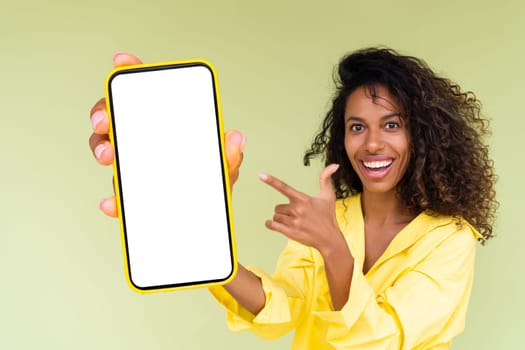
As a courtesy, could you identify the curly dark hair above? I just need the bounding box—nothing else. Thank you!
[304,47,497,243]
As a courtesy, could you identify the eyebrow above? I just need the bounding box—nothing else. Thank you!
[345,112,401,124]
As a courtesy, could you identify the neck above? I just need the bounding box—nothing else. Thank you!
[360,189,415,225]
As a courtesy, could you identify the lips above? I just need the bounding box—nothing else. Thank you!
[363,160,393,169]
[359,158,394,179]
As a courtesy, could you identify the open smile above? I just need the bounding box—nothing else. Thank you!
[359,159,394,179]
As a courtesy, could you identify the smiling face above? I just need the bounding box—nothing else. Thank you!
[344,85,410,196]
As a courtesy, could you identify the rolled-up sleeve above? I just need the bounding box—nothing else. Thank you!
[209,240,313,340]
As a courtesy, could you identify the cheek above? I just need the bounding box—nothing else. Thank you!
[393,132,410,156]
[344,133,356,156]
[397,139,411,174]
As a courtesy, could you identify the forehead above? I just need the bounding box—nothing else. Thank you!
[344,85,400,117]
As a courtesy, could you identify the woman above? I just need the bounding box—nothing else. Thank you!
[89,48,497,349]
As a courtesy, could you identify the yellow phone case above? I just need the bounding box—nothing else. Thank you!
[105,59,237,293]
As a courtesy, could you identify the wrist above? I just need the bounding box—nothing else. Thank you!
[317,230,347,259]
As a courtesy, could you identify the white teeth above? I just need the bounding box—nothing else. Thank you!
[363,160,392,169]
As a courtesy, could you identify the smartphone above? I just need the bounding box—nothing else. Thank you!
[104,60,237,293]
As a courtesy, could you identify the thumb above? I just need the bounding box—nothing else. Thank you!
[319,164,339,199]
[113,52,143,68]
[225,130,246,169]
[225,130,246,187]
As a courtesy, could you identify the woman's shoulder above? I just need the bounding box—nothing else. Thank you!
[420,211,481,235]
[415,211,482,250]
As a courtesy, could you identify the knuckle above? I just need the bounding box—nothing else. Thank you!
[89,133,108,151]
[299,194,310,203]
[291,217,302,227]
[275,204,286,213]
[289,204,299,215]
[90,98,107,115]
[88,133,99,149]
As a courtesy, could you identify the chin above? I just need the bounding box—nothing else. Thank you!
[362,183,398,195]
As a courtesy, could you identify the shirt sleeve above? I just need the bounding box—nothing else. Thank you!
[209,239,313,340]
[313,224,479,350]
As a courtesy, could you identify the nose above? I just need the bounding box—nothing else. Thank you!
[365,128,385,154]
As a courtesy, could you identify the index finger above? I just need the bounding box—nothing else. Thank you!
[89,53,144,135]
[258,173,307,201]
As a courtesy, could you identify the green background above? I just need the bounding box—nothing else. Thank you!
[1,0,523,348]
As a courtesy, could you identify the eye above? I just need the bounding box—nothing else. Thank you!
[350,124,364,132]
[385,121,400,129]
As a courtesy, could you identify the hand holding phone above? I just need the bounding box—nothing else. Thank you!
[102,59,238,292]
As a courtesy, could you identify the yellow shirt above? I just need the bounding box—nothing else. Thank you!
[210,194,480,349]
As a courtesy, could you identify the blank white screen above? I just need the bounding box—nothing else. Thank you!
[109,64,234,290]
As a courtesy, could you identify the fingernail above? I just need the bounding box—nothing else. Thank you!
[258,173,268,181]
[113,51,125,61]
[228,131,246,151]
[95,143,106,159]
[99,198,106,210]
[91,111,104,130]
[240,134,246,151]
